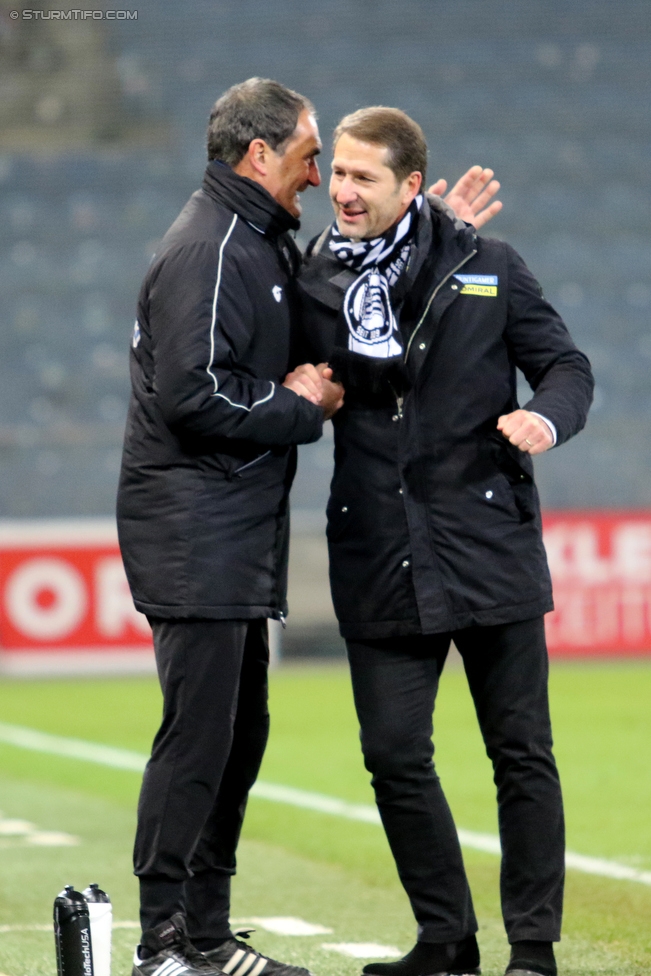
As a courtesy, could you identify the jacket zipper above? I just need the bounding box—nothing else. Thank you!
[404,249,478,363]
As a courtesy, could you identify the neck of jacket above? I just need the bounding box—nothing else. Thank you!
[202,160,300,240]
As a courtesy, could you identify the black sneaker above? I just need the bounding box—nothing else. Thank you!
[202,930,314,976]
[133,913,225,976]
[362,936,480,976]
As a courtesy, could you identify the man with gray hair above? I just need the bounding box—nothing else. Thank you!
[118,80,502,976]
[119,77,340,976]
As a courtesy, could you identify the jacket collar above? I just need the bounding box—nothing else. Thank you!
[406,195,477,309]
[427,192,470,234]
[202,160,300,239]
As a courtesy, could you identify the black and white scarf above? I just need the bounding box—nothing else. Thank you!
[328,194,423,361]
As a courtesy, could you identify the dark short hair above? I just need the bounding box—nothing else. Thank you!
[333,106,428,183]
[207,77,315,167]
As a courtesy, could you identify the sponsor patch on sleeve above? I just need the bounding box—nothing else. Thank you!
[454,274,498,297]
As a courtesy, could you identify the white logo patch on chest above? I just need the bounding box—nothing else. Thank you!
[272,285,283,302]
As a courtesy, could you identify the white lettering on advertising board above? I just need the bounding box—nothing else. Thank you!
[95,557,150,637]
[544,522,651,583]
[543,519,651,651]
[2,554,149,643]
[4,557,88,640]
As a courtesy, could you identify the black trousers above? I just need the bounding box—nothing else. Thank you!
[346,617,565,945]
[134,618,270,940]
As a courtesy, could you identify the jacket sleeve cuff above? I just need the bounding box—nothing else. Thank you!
[530,411,557,446]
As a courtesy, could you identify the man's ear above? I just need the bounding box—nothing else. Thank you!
[236,139,269,179]
[403,171,423,205]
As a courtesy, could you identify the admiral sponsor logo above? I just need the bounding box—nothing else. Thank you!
[454,274,498,297]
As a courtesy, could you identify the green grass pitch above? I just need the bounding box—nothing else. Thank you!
[0,659,650,976]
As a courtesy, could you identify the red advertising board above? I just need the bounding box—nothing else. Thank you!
[0,520,153,674]
[1,514,651,672]
[543,512,651,656]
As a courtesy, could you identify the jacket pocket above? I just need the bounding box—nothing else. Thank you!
[489,435,536,523]
[234,450,272,477]
[198,447,282,481]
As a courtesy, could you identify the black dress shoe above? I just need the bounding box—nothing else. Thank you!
[362,935,480,976]
[505,940,556,976]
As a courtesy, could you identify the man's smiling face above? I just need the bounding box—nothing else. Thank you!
[265,109,322,217]
[329,133,421,241]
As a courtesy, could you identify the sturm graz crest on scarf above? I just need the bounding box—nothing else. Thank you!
[329,194,423,362]
[344,269,403,359]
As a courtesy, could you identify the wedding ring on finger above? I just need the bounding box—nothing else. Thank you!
[525,438,534,447]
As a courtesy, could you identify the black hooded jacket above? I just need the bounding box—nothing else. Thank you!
[297,197,594,638]
[117,162,323,620]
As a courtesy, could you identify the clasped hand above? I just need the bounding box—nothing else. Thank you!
[283,363,345,419]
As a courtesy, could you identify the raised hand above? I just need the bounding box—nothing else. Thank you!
[428,165,502,230]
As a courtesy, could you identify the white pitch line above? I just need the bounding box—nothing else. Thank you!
[0,722,147,772]
[322,943,401,959]
[250,781,381,824]
[0,924,51,933]
[0,921,140,934]
[1,721,650,887]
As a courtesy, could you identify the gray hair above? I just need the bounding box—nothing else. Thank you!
[207,77,315,167]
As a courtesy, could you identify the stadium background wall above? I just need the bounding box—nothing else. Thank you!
[0,0,649,662]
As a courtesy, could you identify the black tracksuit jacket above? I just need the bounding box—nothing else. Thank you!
[297,196,594,639]
[117,162,323,620]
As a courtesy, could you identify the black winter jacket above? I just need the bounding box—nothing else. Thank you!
[117,162,323,620]
[297,197,594,638]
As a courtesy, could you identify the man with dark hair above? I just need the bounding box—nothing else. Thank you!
[119,80,503,976]
[297,106,594,976]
